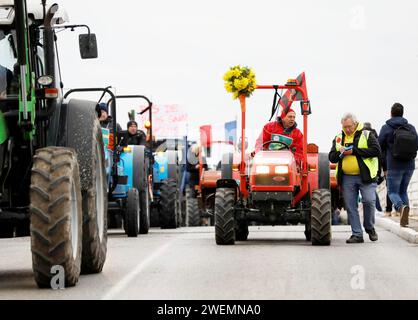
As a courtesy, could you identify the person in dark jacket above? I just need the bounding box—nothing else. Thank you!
[120,120,146,147]
[378,103,418,227]
[329,113,381,243]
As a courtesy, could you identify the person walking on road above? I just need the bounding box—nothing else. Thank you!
[329,113,381,243]
[378,103,418,227]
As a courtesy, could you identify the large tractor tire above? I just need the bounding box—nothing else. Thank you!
[311,189,332,246]
[30,147,82,288]
[186,187,200,227]
[318,153,330,189]
[132,146,150,234]
[139,183,151,234]
[125,188,140,237]
[235,220,249,241]
[159,180,178,229]
[65,101,107,274]
[214,188,236,245]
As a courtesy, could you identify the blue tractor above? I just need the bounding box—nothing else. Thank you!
[102,95,153,237]
[150,138,186,228]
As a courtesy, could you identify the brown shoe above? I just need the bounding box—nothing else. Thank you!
[384,211,392,217]
[400,205,410,227]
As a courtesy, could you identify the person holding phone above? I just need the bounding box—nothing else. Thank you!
[329,113,381,244]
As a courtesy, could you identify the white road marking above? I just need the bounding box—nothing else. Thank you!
[102,238,177,300]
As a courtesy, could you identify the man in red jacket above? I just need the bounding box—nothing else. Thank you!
[254,108,304,161]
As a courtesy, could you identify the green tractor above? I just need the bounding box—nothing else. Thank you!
[0,0,107,287]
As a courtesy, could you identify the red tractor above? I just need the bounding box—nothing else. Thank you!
[215,73,332,245]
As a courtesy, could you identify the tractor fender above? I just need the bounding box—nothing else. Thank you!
[56,98,103,191]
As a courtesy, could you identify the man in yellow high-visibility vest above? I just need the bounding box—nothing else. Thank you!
[329,113,381,244]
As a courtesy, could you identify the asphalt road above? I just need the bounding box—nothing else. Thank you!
[0,225,417,300]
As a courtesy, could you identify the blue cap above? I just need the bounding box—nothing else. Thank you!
[99,103,108,113]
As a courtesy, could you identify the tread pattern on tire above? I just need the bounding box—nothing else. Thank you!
[159,180,177,229]
[311,189,332,246]
[125,188,140,237]
[186,188,200,227]
[30,147,82,288]
[139,186,150,234]
[214,188,235,245]
[81,120,108,274]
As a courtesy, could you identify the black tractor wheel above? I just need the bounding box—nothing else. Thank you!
[235,220,249,241]
[30,147,82,288]
[186,187,200,227]
[159,180,178,229]
[214,188,236,245]
[132,146,150,234]
[125,188,140,237]
[318,153,330,189]
[311,189,332,246]
[139,183,150,234]
[66,103,108,275]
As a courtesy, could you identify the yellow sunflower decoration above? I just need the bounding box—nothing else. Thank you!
[223,65,256,99]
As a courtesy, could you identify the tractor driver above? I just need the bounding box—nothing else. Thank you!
[253,107,303,161]
[119,120,147,147]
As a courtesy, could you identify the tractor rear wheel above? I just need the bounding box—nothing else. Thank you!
[132,146,150,234]
[311,189,332,246]
[139,182,150,234]
[215,188,235,245]
[66,103,108,275]
[186,188,200,226]
[125,188,140,237]
[159,180,178,229]
[30,147,82,288]
[80,121,108,274]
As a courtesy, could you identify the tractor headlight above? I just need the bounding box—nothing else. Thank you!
[275,165,289,174]
[255,165,270,175]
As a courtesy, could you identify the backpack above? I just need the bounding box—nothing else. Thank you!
[392,125,418,160]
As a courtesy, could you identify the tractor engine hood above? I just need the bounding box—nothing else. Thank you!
[252,151,295,166]
[250,151,299,190]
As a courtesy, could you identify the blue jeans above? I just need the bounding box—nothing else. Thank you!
[342,174,377,237]
[387,169,414,211]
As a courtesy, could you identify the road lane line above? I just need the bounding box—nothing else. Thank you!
[101,237,178,300]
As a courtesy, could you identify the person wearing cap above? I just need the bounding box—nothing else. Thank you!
[98,102,122,133]
[254,107,304,161]
[119,120,146,146]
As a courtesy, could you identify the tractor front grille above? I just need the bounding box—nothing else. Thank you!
[254,175,289,186]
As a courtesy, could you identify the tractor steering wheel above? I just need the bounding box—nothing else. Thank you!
[262,140,290,150]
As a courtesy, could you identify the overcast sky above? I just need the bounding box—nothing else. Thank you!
[56,0,418,152]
